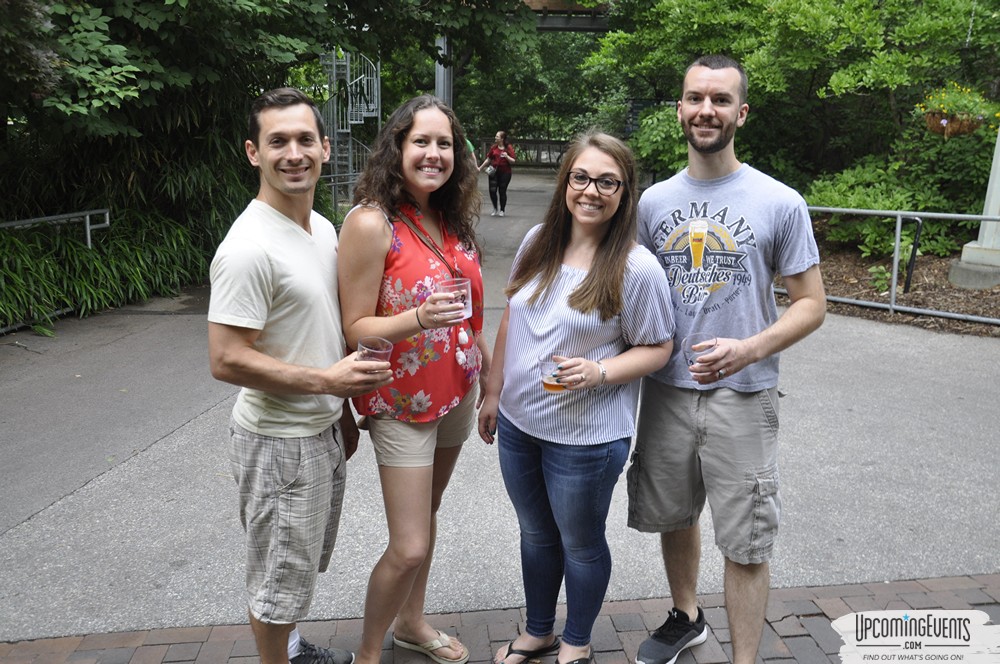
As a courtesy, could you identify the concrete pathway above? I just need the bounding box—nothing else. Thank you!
[1,171,998,662]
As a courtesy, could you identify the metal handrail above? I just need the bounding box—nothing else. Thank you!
[797,206,1000,326]
[0,209,110,248]
[321,138,372,212]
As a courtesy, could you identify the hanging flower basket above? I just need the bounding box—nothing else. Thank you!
[915,82,997,138]
[923,111,982,138]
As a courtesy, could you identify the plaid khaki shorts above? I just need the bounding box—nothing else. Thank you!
[229,418,346,623]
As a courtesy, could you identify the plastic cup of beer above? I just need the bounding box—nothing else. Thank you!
[688,218,709,270]
[680,333,716,367]
[539,349,569,393]
[434,277,473,320]
[357,336,393,364]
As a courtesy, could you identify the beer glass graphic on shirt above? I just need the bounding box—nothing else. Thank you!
[688,219,709,270]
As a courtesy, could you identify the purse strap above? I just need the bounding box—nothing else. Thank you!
[394,207,460,278]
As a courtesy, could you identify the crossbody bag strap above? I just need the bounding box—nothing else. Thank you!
[394,208,459,278]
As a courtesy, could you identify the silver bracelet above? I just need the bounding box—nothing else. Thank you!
[596,360,607,385]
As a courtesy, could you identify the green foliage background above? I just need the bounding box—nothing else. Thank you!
[602,0,999,266]
[0,0,534,333]
[1,0,999,332]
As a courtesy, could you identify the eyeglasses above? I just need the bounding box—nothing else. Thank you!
[567,171,623,196]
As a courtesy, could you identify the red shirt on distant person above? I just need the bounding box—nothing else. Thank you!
[486,144,515,174]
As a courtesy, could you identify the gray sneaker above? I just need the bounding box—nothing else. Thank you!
[291,639,355,664]
[635,607,708,664]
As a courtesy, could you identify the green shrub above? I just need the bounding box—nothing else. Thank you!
[806,115,996,258]
[0,231,69,334]
[0,181,345,335]
[0,214,210,333]
[629,103,688,181]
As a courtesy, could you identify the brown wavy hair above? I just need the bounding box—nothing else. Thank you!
[505,131,638,321]
[353,95,481,252]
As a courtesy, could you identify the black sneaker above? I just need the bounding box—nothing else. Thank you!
[635,607,708,664]
[291,638,355,664]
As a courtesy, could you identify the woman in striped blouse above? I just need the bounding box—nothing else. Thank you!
[477,131,675,664]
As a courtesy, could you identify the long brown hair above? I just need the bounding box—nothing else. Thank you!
[353,95,481,251]
[505,131,638,320]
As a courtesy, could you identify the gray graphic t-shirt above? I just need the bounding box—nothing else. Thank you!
[637,164,820,392]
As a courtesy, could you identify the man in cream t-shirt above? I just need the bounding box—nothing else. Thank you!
[208,88,392,664]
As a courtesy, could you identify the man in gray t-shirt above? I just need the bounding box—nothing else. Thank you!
[628,55,826,664]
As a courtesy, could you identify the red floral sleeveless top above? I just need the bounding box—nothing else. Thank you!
[352,204,484,423]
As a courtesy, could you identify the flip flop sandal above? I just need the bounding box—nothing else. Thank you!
[393,630,470,664]
[495,638,561,664]
[557,652,594,664]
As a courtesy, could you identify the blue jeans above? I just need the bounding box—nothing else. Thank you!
[497,412,630,647]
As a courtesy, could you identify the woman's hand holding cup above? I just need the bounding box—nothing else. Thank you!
[433,278,473,321]
[418,292,466,329]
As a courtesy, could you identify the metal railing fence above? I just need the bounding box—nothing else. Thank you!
[795,206,1000,326]
[321,138,372,216]
[0,209,110,248]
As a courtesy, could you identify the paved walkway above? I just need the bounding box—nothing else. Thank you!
[2,576,999,664]
[2,171,999,662]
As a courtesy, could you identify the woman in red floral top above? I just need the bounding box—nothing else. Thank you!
[338,96,489,664]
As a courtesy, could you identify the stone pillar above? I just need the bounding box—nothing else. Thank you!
[949,125,1000,288]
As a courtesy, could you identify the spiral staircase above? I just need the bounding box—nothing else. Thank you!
[319,50,381,214]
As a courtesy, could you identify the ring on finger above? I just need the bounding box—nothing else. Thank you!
[718,368,727,378]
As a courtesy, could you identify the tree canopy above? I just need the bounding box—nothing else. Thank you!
[591,0,999,185]
[1,0,998,332]
[0,0,538,214]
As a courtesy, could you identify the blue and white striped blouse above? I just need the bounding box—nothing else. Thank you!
[498,226,675,445]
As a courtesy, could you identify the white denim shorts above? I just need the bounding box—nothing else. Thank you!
[368,383,478,467]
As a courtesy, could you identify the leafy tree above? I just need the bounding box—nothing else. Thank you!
[454,31,608,145]
[330,0,537,71]
[1,0,540,214]
[0,0,61,144]
[0,0,540,330]
[630,103,687,181]
[593,0,999,186]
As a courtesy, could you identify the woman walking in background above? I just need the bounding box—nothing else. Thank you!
[479,130,516,217]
